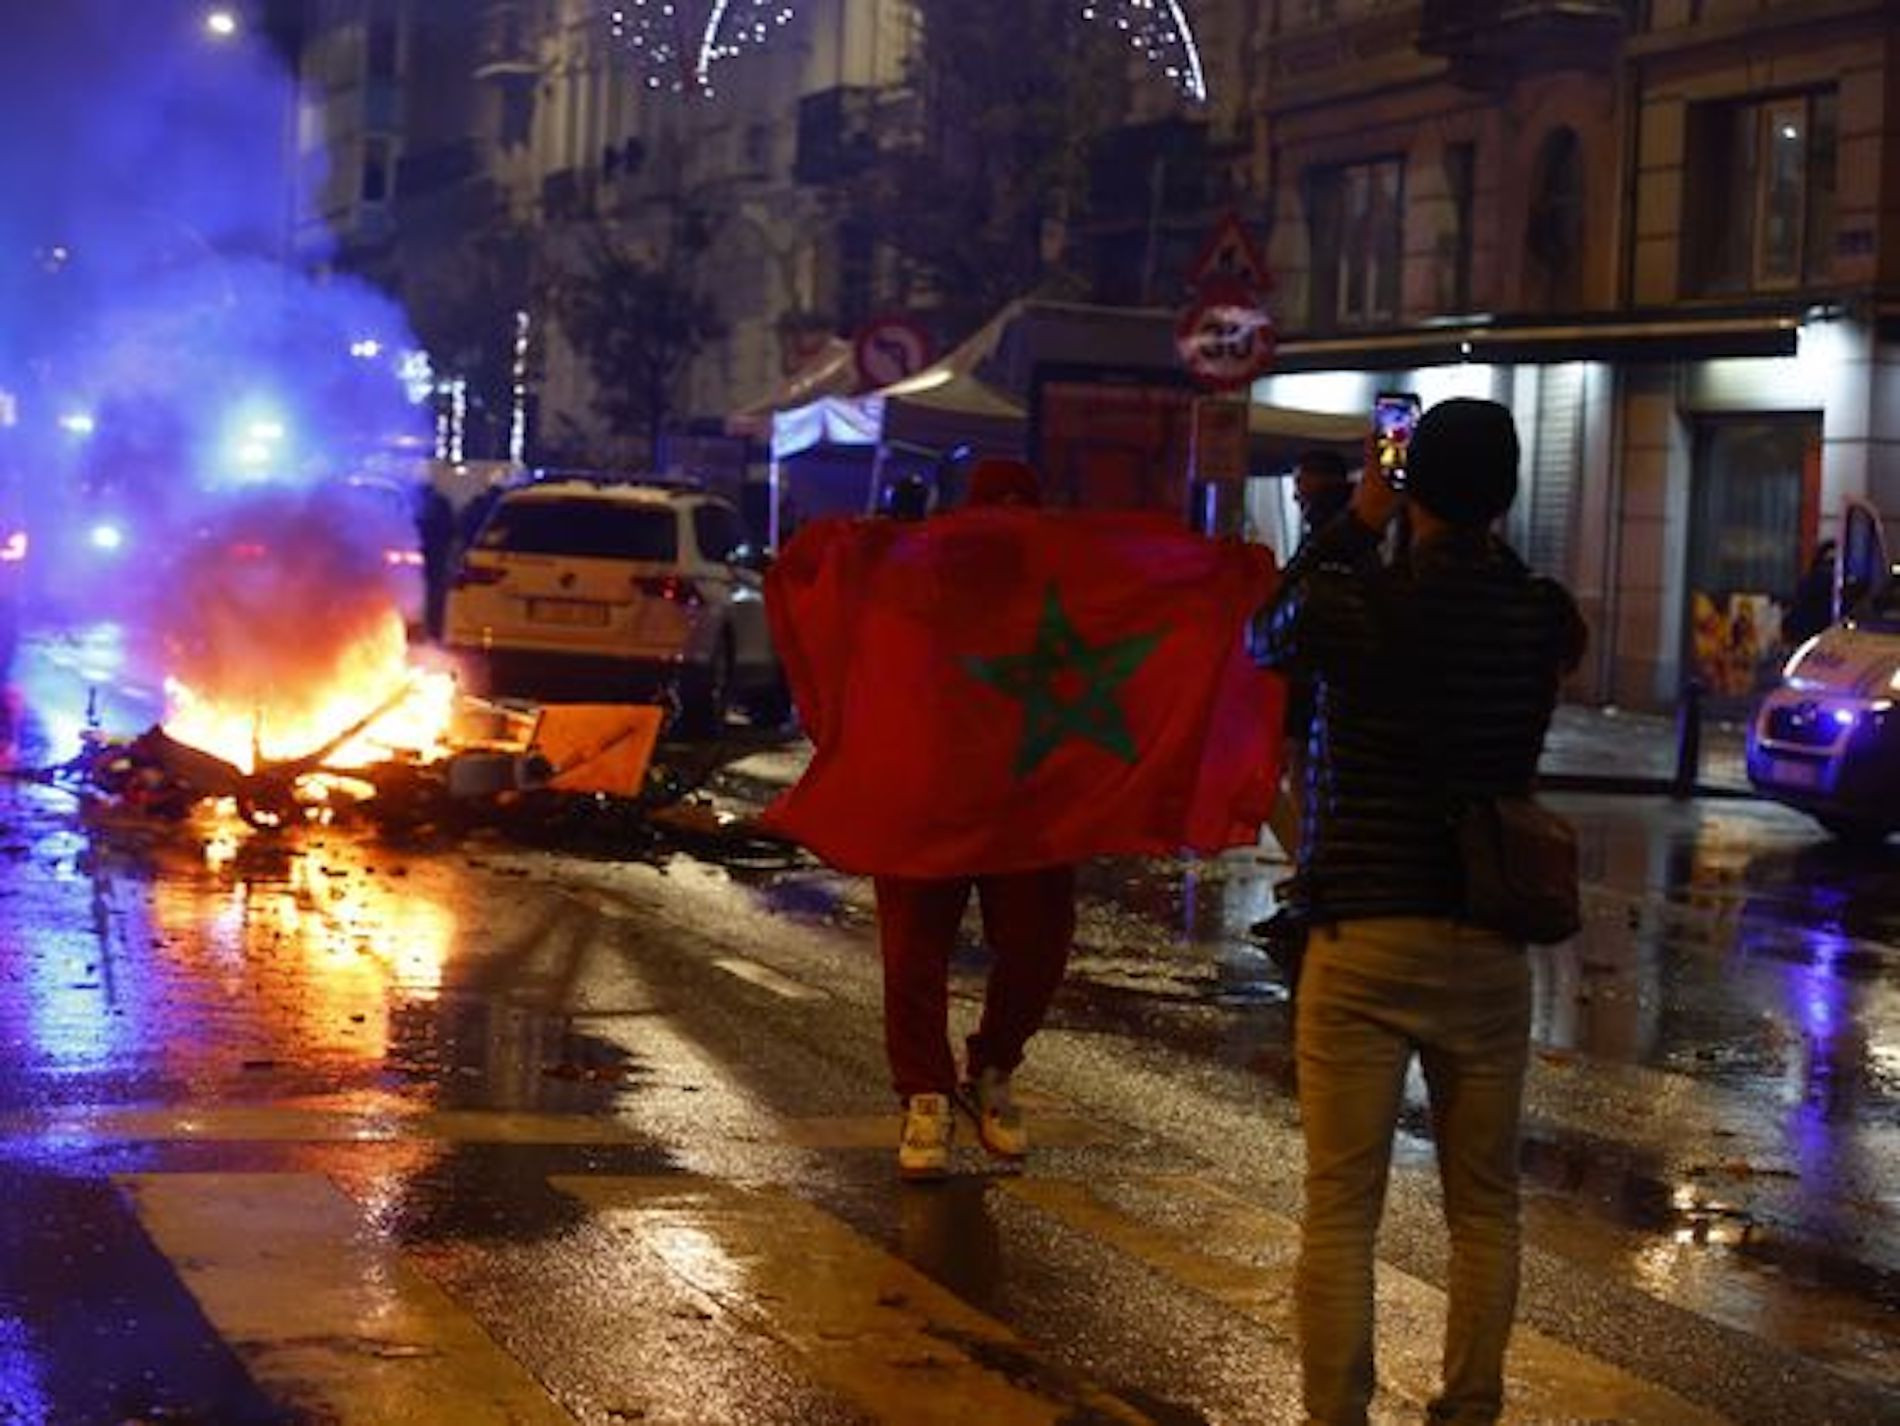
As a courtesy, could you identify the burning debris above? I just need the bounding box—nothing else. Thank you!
[47,690,658,825]
[24,679,803,869]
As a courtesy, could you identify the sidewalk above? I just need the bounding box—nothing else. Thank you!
[724,701,1754,799]
[1540,702,1749,796]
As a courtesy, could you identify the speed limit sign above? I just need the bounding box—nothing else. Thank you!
[1175,294,1275,392]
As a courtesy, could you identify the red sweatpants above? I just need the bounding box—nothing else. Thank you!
[872,866,1077,1100]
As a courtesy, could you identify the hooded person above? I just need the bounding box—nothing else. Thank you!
[1292,447,1353,536]
[880,473,931,522]
[1247,396,1587,1424]
[870,453,1079,1182]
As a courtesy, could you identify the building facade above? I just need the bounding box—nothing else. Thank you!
[286,0,928,465]
[282,1,1250,466]
[1248,0,1899,710]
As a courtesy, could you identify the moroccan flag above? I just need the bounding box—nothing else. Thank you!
[761,508,1284,877]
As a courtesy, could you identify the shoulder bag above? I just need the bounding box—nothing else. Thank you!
[1455,792,1581,944]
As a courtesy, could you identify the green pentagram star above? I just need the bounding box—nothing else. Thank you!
[964,586,1162,777]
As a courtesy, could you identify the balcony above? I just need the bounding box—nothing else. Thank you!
[1419,0,1634,85]
[474,2,538,80]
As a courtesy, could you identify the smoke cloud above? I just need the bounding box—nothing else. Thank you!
[0,0,433,722]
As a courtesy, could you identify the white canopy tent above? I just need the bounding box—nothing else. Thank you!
[766,362,1027,545]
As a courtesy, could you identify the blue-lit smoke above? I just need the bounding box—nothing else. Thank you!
[0,0,431,715]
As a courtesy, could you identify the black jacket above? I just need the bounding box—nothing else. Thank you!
[1250,512,1587,924]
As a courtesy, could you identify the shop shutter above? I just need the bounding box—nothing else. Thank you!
[1526,363,1583,577]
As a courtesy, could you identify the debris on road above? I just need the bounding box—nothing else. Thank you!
[10,689,806,869]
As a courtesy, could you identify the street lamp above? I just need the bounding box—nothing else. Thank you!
[204,7,239,40]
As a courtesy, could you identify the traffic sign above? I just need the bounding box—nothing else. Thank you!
[1187,211,1272,295]
[1175,293,1276,392]
[852,316,934,390]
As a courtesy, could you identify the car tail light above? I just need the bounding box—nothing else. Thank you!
[634,574,702,606]
[0,530,25,563]
[227,540,268,562]
[452,563,506,588]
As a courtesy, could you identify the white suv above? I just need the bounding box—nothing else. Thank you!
[443,476,786,736]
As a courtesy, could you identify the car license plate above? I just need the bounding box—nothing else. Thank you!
[528,598,608,627]
[1767,757,1823,789]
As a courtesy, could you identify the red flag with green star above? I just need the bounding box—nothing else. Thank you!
[761,507,1284,876]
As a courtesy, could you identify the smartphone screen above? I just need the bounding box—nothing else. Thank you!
[1373,393,1422,489]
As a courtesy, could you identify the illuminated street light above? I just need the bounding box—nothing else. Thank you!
[204,8,239,39]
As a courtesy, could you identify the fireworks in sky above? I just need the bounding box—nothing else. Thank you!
[605,1,1206,103]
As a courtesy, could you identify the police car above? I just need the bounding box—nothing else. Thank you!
[1746,502,1900,843]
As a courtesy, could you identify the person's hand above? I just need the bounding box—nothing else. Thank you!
[1350,434,1403,532]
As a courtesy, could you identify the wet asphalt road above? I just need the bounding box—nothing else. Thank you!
[0,641,1895,1424]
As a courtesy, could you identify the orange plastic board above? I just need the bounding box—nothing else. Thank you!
[535,704,664,797]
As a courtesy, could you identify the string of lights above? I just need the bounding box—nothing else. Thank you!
[605,0,798,95]
[1078,1,1207,104]
[605,2,1205,102]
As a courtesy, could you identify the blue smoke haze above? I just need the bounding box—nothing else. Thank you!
[0,0,433,708]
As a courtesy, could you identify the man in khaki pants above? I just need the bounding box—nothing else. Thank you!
[1247,400,1586,1425]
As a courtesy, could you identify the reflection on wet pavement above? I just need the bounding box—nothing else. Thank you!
[0,781,649,1126]
[2,618,1896,1415]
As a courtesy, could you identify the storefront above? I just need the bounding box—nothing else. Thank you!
[1684,415,1820,708]
[1250,307,1891,712]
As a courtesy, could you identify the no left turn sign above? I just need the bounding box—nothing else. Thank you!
[853,316,934,390]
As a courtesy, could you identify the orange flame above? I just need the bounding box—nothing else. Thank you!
[164,609,455,777]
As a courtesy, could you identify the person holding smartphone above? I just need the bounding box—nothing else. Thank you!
[1246,398,1587,1425]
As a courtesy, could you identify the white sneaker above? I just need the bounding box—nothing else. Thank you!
[960,1067,1027,1160]
[897,1093,953,1181]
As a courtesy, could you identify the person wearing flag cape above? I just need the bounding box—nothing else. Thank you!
[764,456,1284,1179]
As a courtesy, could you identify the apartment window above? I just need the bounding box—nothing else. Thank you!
[1443,141,1475,312]
[744,122,773,175]
[361,137,392,204]
[366,17,399,80]
[499,86,534,150]
[1305,157,1404,331]
[1681,89,1837,296]
[1525,127,1583,311]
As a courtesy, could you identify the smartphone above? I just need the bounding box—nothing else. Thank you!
[1373,392,1422,490]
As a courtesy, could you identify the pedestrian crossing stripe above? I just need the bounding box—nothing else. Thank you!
[119,1172,571,1425]
[112,1168,1739,1425]
[122,1170,1154,1426]
[553,1174,1153,1424]
[6,1104,643,1144]
[1002,1174,1730,1425]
